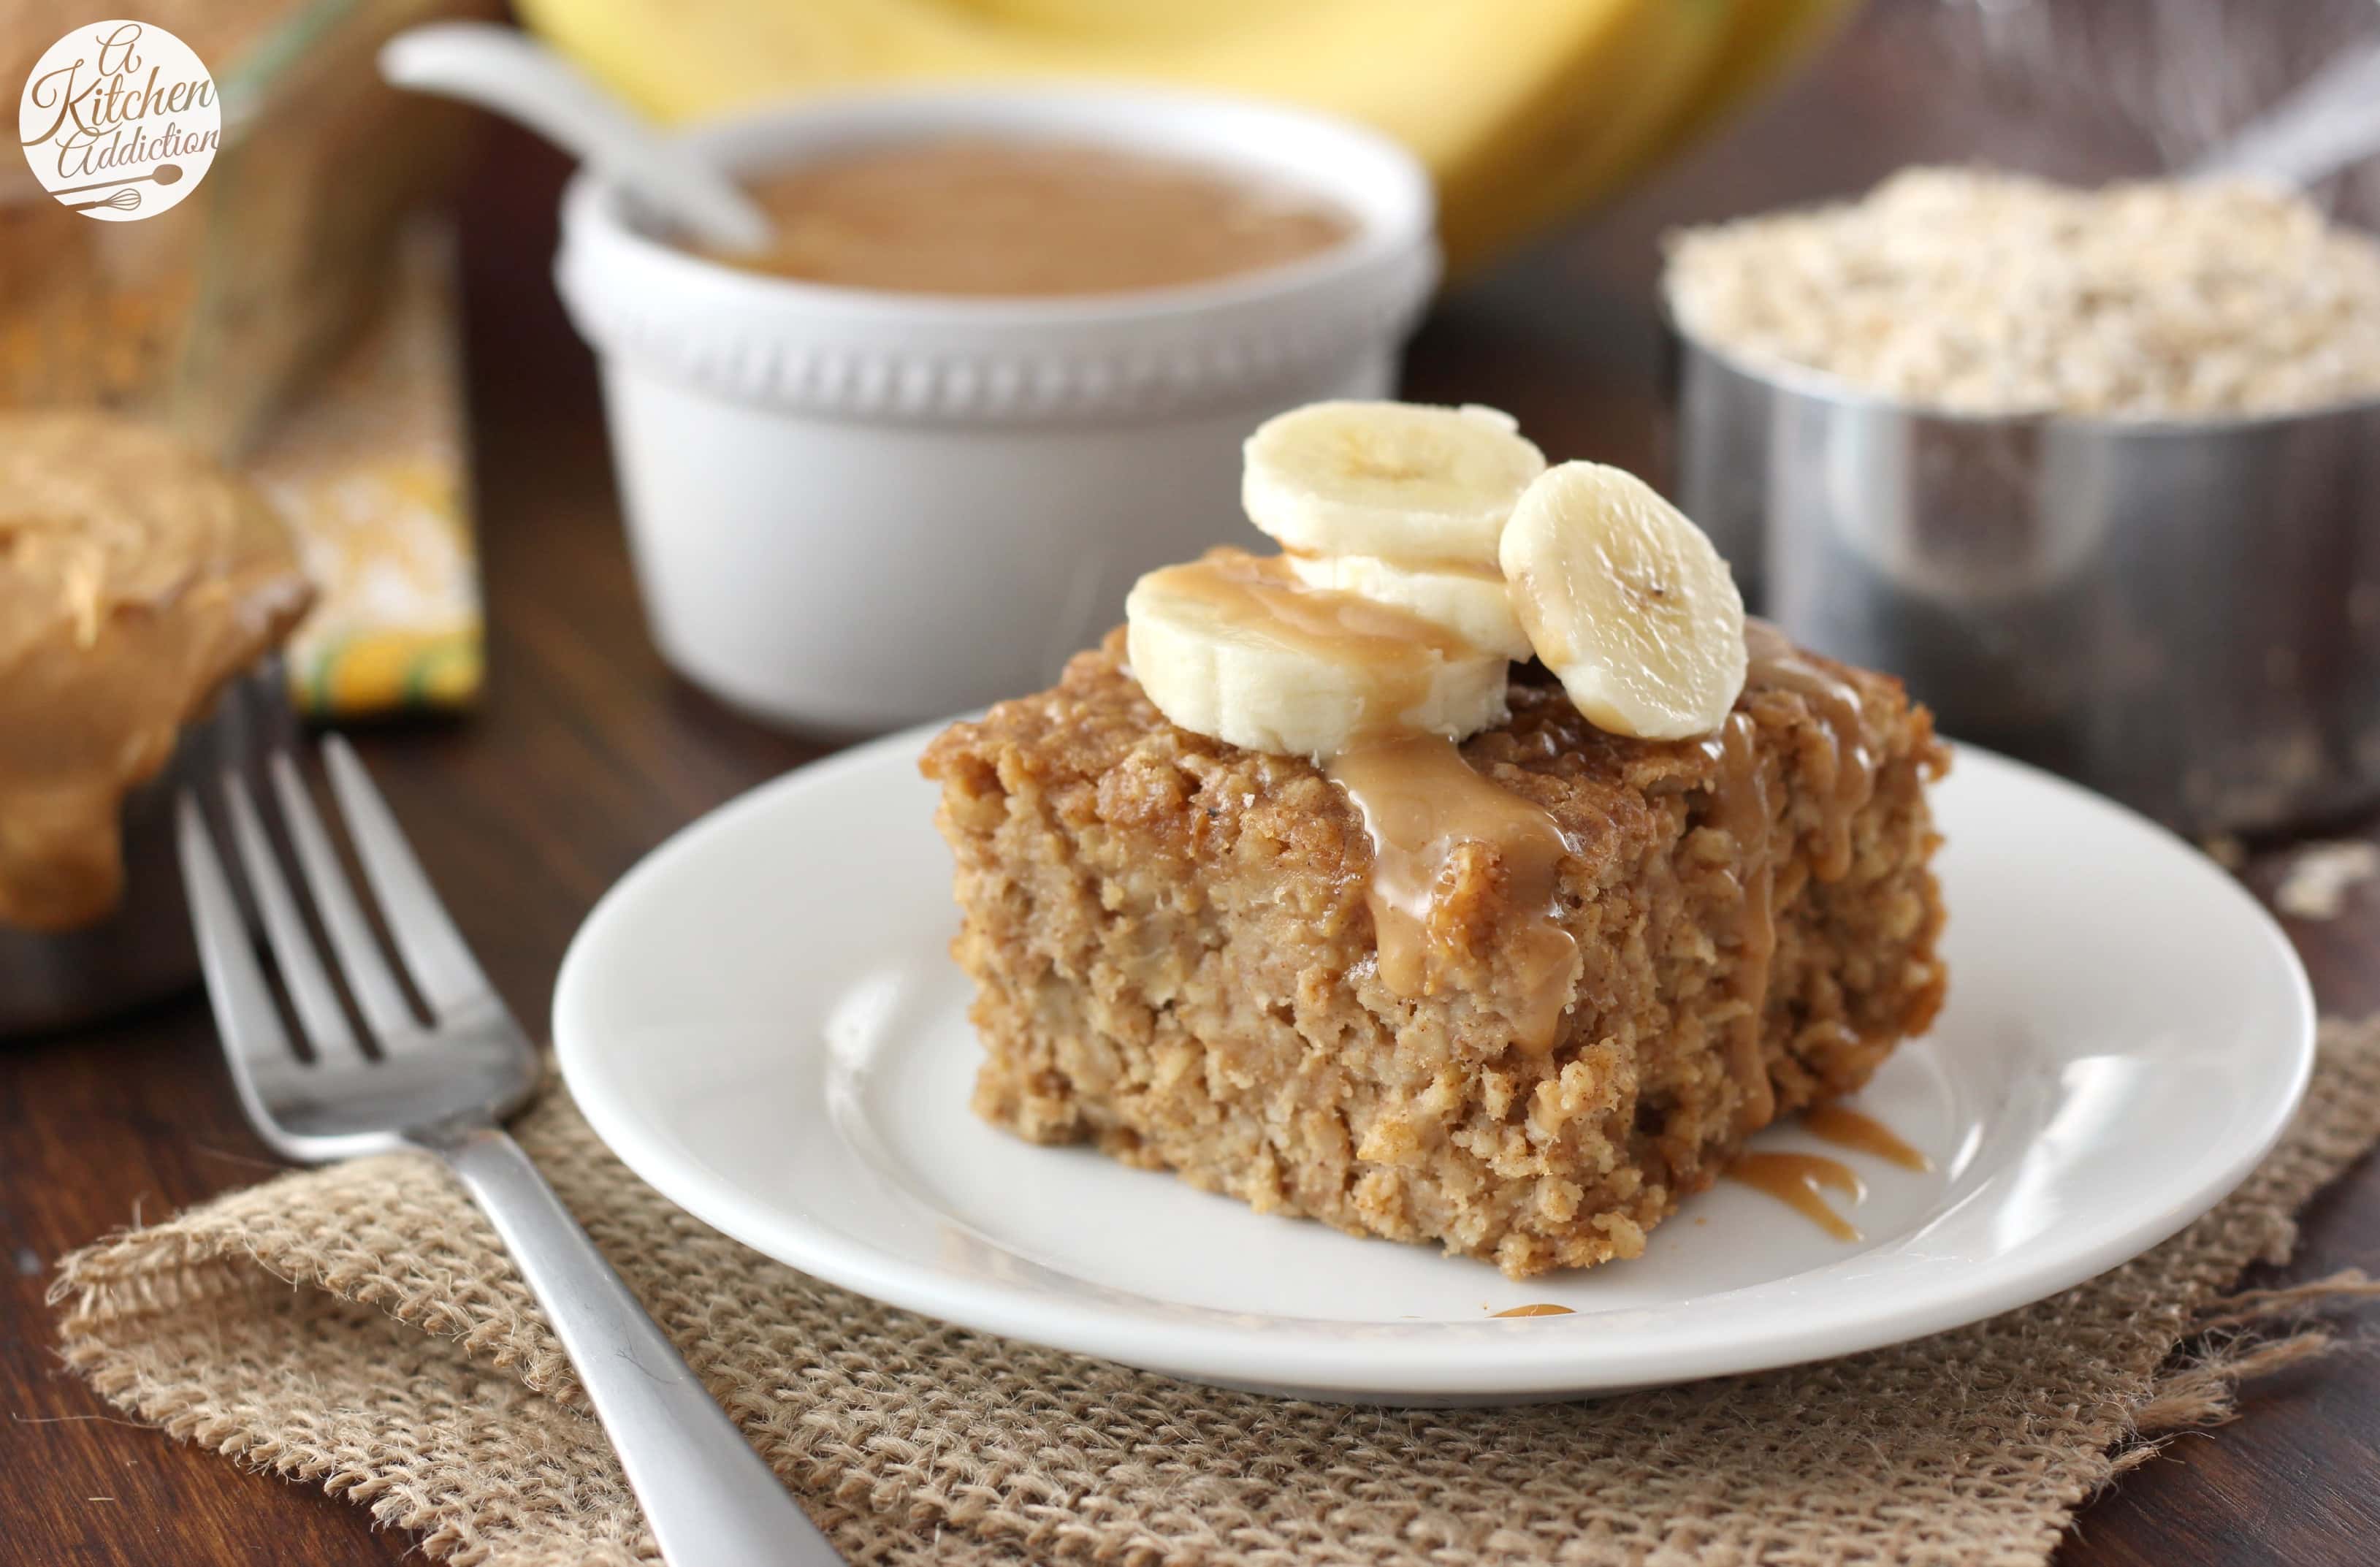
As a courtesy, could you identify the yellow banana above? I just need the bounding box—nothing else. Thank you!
[1432,0,1733,272]
[516,0,1832,274]
[1653,0,1864,159]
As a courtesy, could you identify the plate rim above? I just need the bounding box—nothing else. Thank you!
[554,723,2316,1400]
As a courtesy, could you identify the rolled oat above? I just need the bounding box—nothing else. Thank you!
[1665,167,2380,419]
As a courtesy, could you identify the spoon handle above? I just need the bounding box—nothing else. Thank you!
[379,21,771,253]
[2189,40,2380,189]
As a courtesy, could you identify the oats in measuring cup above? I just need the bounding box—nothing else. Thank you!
[1663,167,2380,419]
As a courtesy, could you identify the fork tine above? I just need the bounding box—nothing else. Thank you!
[321,734,496,1017]
[221,769,365,1061]
[270,750,421,1042]
[176,793,305,1113]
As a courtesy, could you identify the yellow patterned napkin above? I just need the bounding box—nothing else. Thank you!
[248,224,481,717]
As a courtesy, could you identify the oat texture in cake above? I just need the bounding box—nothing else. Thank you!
[923,401,1947,1276]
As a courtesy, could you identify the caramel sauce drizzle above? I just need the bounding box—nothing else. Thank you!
[1328,733,1579,1050]
[1492,1303,1576,1318]
[1145,577,1875,1083]
[1744,620,1877,882]
[1698,623,1885,1132]
[1156,549,1579,1050]
[1725,1152,1866,1242]
[1148,579,1915,1250]
[1152,549,1475,674]
[1801,1102,1931,1172]
[1279,544,1509,582]
[1701,709,1777,1132]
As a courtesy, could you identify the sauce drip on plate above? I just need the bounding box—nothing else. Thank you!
[1725,1151,1866,1242]
[1802,1102,1931,1172]
[1724,1102,1929,1240]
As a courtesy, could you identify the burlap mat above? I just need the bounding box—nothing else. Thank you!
[51,1017,2380,1567]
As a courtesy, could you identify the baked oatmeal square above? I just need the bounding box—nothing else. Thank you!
[923,629,1946,1278]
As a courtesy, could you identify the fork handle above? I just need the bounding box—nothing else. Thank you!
[433,1126,847,1566]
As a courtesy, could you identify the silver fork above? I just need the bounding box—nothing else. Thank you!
[178,730,844,1566]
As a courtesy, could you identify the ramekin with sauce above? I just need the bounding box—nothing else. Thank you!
[554,86,1438,733]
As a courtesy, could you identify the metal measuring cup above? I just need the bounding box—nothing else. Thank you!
[1669,46,2380,834]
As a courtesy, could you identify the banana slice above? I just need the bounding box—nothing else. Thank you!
[1242,401,1546,568]
[1499,462,1747,740]
[1125,550,1509,758]
[1285,551,1533,661]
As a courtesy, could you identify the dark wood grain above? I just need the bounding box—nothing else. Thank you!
[4,7,2376,1563]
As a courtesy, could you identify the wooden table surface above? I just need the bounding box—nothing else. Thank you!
[7,7,2379,1563]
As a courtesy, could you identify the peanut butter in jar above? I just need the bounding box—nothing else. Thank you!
[0,413,313,933]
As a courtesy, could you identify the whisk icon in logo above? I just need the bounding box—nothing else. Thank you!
[18,19,219,221]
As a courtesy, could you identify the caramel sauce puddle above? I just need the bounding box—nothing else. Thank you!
[1802,1102,1931,1172]
[1724,1102,1929,1241]
[1725,1152,1867,1242]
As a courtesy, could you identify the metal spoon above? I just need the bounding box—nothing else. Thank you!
[2189,39,2380,186]
[377,20,770,253]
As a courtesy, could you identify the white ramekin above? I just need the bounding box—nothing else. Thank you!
[555,85,1439,733]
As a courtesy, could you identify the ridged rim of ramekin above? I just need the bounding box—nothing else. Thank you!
[555,83,1441,423]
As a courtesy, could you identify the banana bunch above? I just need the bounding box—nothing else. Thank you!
[516,0,1860,273]
[1125,401,1746,758]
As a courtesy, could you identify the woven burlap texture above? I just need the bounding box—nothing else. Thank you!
[50,1015,2380,1567]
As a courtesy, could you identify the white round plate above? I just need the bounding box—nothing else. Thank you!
[554,727,2314,1404]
